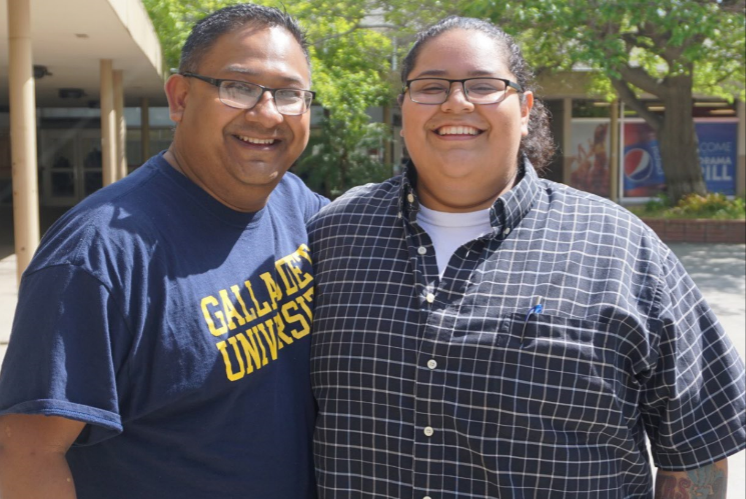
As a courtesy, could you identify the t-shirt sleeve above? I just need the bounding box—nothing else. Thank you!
[0,264,128,445]
[302,187,330,221]
[640,249,746,471]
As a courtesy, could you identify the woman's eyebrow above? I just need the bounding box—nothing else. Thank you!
[414,69,498,78]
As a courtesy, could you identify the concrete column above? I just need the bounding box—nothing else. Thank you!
[113,70,126,179]
[562,97,573,183]
[609,100,619,202]
[100,59,117,186]
[738,99,745,197]
[140,97,150,163]
[8,0,40,285]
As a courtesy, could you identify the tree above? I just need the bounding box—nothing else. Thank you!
[143,0,397,197]
[462,0,746,204]
[290,1,396,196]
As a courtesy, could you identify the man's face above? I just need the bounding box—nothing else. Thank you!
[166,25,311,210]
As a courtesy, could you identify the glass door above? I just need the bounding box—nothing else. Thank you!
[79,131,104,198]
[39,129,104,206]
[39,129,79,206]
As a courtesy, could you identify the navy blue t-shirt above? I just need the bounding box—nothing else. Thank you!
[0,153,328,498]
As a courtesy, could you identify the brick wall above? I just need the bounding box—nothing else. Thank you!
[642,219,746,244]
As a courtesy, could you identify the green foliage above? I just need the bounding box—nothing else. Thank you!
[460,0,745,101]
[631,193,746,220]
[670,193,746,220]
[295,8,396,196]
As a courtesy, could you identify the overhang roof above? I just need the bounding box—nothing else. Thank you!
[0,0,168,109]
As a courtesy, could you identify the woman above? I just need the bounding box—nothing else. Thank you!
[308,16,743,499]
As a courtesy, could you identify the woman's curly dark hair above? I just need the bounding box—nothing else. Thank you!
[400,16,555,172]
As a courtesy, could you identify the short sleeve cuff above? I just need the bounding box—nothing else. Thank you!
[653,423,746,471]
[0,398,123,445]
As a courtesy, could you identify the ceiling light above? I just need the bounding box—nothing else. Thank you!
[694,102,729,108]
[59,88,86,99]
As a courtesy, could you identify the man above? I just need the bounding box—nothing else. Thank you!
[0,4,326,498]
[309,16,744,499]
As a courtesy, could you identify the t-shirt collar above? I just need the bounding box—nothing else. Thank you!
[153,151,266,228]
[398,155,540,234]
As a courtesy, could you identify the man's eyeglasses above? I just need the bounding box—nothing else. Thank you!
[404,77,523,105]
[182,72,315,116]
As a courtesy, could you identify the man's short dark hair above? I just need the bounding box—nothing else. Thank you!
[178,3,310,74]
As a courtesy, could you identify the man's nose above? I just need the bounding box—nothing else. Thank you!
[246,91,284,126]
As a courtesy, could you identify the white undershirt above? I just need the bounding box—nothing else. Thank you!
[416,204,492,277]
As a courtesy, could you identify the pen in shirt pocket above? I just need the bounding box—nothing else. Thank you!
[521,296,543,341]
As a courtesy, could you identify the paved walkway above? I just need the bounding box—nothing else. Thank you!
[1,243,744,495]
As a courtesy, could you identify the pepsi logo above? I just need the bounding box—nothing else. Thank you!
[624,148,653,182]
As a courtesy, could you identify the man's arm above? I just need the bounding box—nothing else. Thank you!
[0,414,85,499]
[654,459,728,499]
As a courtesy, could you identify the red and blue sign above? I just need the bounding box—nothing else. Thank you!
[623,121,737,198]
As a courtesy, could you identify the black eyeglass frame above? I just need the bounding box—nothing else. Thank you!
[403,77,523,105]
[181,72,316,115]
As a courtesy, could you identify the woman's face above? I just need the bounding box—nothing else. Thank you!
[401,29,533,212]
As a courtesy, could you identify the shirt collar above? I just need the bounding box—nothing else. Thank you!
[398,156,541,233]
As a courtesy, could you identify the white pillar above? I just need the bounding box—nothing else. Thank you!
[8,0,40,285]
[100,59,117,186]
[113,70,127,179]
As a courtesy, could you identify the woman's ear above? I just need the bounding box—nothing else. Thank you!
[520,91,534,137]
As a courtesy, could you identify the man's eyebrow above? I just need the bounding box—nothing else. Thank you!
[224,66,307,86]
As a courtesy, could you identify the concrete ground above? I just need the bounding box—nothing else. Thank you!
[0,242,744,495]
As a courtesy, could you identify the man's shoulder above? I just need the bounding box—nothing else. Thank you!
[26,158,167,276]
[273,171,329,219]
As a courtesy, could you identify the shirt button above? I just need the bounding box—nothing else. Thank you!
[417,246,427,255]
[423,426,434,437]
[503,227,511,235]
[407,193,415,203]
[425,293,435,303]
[427,359,438,370]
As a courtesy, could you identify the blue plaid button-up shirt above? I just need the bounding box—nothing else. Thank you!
[308,161,745,499]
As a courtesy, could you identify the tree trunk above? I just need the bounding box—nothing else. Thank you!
[656,74,707,205]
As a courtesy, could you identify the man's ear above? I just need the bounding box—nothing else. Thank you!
[397,94,404,107]
[165,74,189,124]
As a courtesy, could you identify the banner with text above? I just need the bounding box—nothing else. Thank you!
[622,121,737,198]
